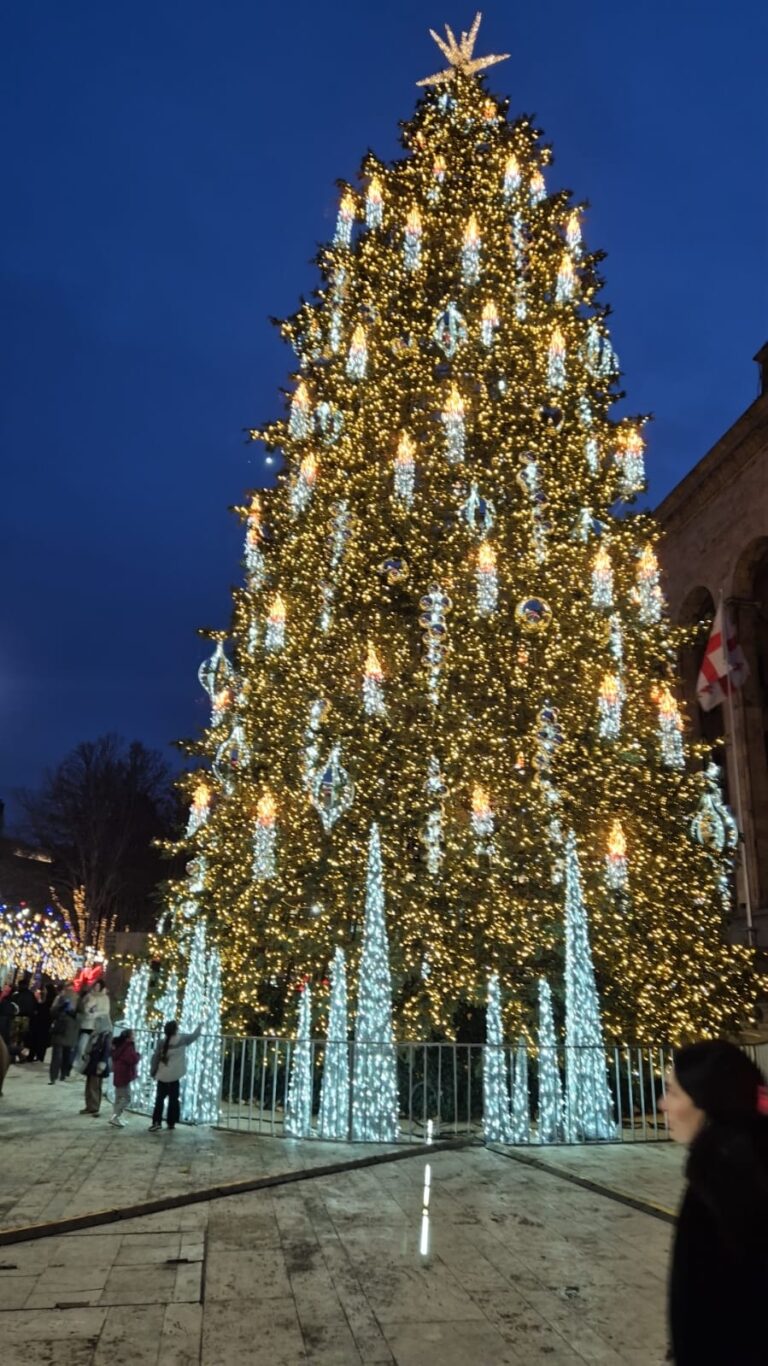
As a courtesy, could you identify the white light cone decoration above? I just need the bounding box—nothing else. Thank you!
[179,919,208,1123]
[564,832,615,1141]
[319,948,350,1140]
[483,974,513,1142]
[156,968,178,1027]
[193,948,222,1126]
[124,962,152,1110]
[285,986,314,1138]
[537,978,563,1143]
[510,1038,530,1143]
[352,825,399,1142]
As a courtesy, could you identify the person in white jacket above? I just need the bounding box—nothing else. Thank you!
[148,1019,202,1133]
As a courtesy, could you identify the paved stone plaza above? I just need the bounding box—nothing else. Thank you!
[1,1063,685,1365]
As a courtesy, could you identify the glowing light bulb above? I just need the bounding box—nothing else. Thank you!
[432,153,446,183]
[503,153,521,197]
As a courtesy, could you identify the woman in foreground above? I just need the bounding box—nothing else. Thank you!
[661,1040,768,1364]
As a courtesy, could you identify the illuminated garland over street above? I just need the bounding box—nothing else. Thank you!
[0,903,78,983]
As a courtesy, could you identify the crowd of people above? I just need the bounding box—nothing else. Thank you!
[0,971,200,1133]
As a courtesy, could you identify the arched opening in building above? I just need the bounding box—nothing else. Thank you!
[732,537,768,911]
[677,586,727,795]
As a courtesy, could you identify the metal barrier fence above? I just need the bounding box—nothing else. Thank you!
[121,1034,768,1144]
[130,1035,673,1144]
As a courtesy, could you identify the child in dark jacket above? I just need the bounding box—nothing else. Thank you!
[110,1029,141,1128]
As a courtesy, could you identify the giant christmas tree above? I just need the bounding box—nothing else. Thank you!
[159,16,753,1043]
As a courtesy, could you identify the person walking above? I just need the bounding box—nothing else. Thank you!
[73,978,111,1070]
[110,1028,140,1127]
[661,1040,768,1365]
[48,987,79,1084]
[29,984,54,1063]
[80,1012,113,1116]
[149,1020,202,1133]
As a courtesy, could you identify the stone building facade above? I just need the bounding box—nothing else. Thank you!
[657,344,768,947]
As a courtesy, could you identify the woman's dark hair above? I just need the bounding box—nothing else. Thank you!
[675,1040,768,1249]
[113,1029,132,1049]
[160,1019,178,1065]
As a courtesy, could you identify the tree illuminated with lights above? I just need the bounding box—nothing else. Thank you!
[156,16,753,1043]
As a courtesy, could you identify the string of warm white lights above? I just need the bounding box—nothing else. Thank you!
[150,19,751,1047]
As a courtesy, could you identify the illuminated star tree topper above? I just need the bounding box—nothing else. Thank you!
[417,12,510,87]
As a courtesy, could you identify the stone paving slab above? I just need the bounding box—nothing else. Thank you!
[0,1062,389,1231]
[0,1060,685,1364]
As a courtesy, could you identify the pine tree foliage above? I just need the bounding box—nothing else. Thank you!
[156,40,752,1042]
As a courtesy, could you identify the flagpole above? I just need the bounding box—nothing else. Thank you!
[722,591,755,946]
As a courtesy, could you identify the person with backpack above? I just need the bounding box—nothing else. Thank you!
[110,1028,141,1127]
[48,985,79,1083]
[149,1019,202,1133]
[80,1012,112,1116]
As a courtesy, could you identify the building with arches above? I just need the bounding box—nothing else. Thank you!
[657,343,768,948]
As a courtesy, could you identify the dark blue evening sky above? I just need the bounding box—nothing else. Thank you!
[2,1,766,821]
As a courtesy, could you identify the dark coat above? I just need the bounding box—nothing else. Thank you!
[51,999,79,1048]
[11,987,37,1020]
[83,1029,112,1079]
[669,1183,768,1364]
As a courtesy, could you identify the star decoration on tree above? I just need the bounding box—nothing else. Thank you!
[417,12,510,87]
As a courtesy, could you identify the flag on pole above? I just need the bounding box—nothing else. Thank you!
[696,603,749,712]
